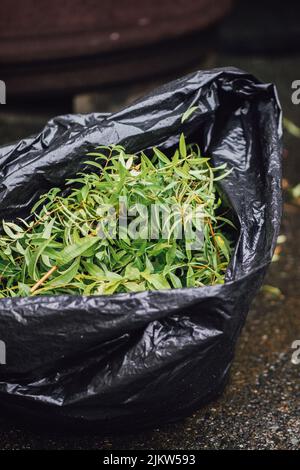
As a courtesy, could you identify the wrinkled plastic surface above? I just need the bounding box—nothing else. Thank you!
[0,68,282,431]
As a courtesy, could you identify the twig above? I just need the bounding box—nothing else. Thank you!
[30,266,57,293]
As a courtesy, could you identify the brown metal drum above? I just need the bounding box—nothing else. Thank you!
[0,0,232,96]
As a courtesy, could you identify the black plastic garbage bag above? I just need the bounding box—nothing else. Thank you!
[0,68,282,431]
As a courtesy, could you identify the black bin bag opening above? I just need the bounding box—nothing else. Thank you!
[0,68,282,432]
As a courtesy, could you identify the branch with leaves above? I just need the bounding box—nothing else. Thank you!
[0,135,235,297]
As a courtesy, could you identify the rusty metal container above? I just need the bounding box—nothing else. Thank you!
[0,0,232,97]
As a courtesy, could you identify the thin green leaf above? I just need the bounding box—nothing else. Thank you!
[181,106,198,123]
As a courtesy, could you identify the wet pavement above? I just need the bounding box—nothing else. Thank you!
[0,55,299,450]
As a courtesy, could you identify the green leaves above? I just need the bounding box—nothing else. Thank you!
[214,233,231,261]
[56,237,99,266]
[0,138,234,297]
[50,258,80,287]
[179,133,187,158]
[181,106,198,124]
[28,238,53,281]
[2,222,24,239]
[168,271,182,289]
[142,272,171,290]
[283,117,300,138]
[153,147,170,165]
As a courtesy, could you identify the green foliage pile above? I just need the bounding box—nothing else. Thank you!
[0,135,235,297]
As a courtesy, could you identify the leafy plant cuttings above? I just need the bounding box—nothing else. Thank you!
[261,284,284,300]
[288,183,300,206]
[283,117,300,138]
[0,135,235,297]
[272,234,287,263]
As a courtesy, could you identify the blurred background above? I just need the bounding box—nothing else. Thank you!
[0,0,300,450]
